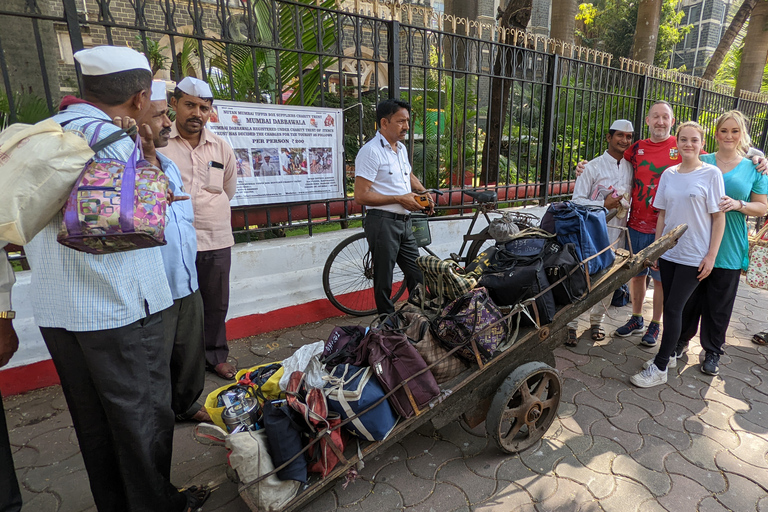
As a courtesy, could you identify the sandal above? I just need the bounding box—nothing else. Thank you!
[565,328,578,347]
[753,331,768,345]
[182,485,211,512]
[591,325,606,341]
[212,362,237,380]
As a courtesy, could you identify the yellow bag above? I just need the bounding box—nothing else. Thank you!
[204,362,284,431]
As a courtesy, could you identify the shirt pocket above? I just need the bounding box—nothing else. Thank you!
[203,163,224,194]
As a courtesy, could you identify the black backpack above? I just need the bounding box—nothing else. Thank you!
[543,243,588,305]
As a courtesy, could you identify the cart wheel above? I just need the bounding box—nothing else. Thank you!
[486,361,561,454]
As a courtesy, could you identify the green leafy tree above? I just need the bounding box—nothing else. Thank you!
[577,0,689,66]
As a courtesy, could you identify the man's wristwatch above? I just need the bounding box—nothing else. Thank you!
[739,199,747,211]
[0,311,15,320]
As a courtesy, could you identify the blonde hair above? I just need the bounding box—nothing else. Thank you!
[715,110,751,155]
[675,121,706,140]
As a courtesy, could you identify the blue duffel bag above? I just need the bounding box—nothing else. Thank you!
[549,201,615,275]
[323,364,398,441]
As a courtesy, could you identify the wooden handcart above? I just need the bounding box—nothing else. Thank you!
[260,225,687,511]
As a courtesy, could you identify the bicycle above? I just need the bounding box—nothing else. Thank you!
[322,189,539,316]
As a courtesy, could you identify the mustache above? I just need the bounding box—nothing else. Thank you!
[186,117,203,124]
[159,127,171,137]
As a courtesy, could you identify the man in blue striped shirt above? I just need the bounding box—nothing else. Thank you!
[21,47,207,512]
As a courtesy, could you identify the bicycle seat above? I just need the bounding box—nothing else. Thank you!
[462,190,497,204]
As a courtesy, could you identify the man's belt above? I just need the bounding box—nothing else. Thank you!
[366,209,410,221]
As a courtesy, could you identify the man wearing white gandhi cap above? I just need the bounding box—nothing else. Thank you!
[565,119,634,347]
[5,47,210,512]
[159,77,238,381]
[142,80,210,425]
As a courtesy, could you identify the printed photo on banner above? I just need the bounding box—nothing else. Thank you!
[234,148,251,178]
[310,147,333,174]
[252,148,280,177]
[281,147,307,175]
[205,100,344,206]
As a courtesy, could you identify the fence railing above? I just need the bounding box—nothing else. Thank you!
[2,0,768,250]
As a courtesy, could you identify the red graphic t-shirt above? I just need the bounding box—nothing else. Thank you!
[624,136,680,234]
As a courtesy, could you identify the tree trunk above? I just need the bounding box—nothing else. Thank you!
[737,0,768,93]
[549,0,577,46]
[632,0,662,64]
[703,0,759,81]
[481,0,533,185]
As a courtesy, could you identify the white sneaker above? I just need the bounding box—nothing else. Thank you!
[630,363,668,388]
[643,354,676,370]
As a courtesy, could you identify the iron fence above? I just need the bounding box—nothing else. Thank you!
[2,0,768,252]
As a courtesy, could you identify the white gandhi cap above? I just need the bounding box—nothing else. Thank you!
[74,46,151,76]
[151,81,168,102]
[176,77,213,99]
[610,119,634,132]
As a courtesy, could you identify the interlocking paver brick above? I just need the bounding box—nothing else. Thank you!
[637,498,668,512]
[518,438,570,474]
[535,476,594,511]
[664,452,725,493]
[406,482,467,511]
[617,388,665,417]
[17,491,60,512]
[555,453,616,499]
[437,458,497,505]
[679,433,726,472]
[630,435,677,472]
[333,472,374,507]
[399,432,436,459]
[375,462,433,506]
[607,403,651,435]
[715,450,768,491]
[591,418,643,453]
[349,481,403,510]
[599,476,657,512]
[474,481,532,512]
[574,436,625,475]
[638,419,691,451]
[562,367,605,391]
[573,390,622,418]
[698,496,732,512]
[560,404,606,437]
[360,443,408,480]
[561,377,589,404]
[612,453,671,496]
[437,421,488,457]
[683,417,740,450]
[697,398,739,430]
[718,472,768,512]
[658,387,705,416]
[759,495,768,512]
[404,439,461,480]
[463,445,517,479]
[300,487,337,512]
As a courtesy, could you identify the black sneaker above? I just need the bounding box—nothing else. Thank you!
[701,352,720,376]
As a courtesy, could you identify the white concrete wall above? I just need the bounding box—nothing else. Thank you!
[8,206,547,370]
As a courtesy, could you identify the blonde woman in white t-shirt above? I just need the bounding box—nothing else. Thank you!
[630,121,726,388]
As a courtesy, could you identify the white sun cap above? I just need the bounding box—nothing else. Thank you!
[151,81,168,101]
[609,119,634,133]
[74,46,151,76]
[176,77,213,99]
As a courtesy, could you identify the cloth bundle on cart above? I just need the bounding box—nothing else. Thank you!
[545,201,614,274]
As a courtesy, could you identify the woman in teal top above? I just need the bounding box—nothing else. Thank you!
[677,110,768,376]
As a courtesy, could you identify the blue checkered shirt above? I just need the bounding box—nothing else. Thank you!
[23,103,173,331]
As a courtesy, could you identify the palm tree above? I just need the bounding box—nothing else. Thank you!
[703,0,759,81]
[632,0,662,64]
[737,0,768,93]
[550,0,577,46]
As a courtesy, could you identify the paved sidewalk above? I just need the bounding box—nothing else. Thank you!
[5,281,768,511]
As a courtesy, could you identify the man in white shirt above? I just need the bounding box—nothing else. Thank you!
[354,99,432,314]
[566,119,634,346]
[259,155,278,176]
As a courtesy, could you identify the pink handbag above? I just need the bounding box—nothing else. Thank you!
[58,122,168,254]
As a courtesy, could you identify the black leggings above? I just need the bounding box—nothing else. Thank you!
[653,259,702,371]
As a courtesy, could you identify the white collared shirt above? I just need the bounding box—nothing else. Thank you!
[572,150,633,245]
[355,131,412,214]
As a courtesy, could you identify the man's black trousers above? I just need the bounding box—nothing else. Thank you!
[40,312,187,512]
[364,210,424,315]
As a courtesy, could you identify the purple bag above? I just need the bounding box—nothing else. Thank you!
[58,123,168,254]
[320,326,367,368]
[354,330,440,418]
[431,287,508,366]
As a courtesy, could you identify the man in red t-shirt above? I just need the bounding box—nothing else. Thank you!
[615,101,678,346]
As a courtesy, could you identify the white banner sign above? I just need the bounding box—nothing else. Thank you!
[206,100,345,206]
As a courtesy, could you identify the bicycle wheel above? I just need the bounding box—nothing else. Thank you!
[465,227,495,264]
[322,232,407,316]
